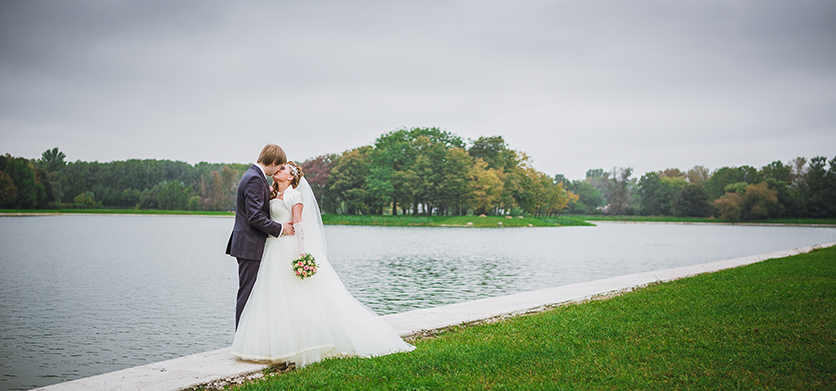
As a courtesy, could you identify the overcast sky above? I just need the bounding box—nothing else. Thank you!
[1,0,834,180]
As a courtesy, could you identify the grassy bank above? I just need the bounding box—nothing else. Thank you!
[0,208,234,216]
[230,245,836,390]
[320,214,592,227]
[573,214,836,226]
[4,209,834,227]
[0,209,591,227]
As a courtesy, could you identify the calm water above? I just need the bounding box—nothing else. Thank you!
[0,215,833,390]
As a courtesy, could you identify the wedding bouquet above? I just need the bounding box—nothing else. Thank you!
[291,253,318,280]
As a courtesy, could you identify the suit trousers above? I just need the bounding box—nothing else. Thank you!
[236,258,261,330]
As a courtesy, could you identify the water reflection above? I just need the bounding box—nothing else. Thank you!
[323,224,835,315]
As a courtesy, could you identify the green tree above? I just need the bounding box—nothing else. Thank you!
[329,147,372,214]
[761,161,791,182]
[789,157,808,184]
[468,136,516,171]
[157,181,193,210]
[724,182,749,194]
[0,170,17,207]
[672,184,711,217]
[38,147,67,172]
[366,165,394,215]
[390,168,416,215]
[655,176,688,215]
[740,165,763,184]
[827,156,836,217]
[764,179,801,218]
[507,159,544,216]
[408,153,436,215]
[187,196,201,211]
[804,156,828,218]
[585,168,611,203]
[33,167,55,208]
[74,192,98,208]
[139,184,161,209]
[566,180,603,213]
[704,167,746,200]
[121,189,142,207]
[369,127,466,215]
[2,156,38,209]
[638,173,663,215]
[439,147,472,216]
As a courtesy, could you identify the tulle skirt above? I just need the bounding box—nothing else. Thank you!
[230,235,414,367]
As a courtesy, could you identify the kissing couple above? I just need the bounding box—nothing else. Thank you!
[225,144,414,367]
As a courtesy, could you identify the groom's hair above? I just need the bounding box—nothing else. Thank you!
[257,144,287,166]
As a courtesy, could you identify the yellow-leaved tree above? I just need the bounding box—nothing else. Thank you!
[466,158,503,215]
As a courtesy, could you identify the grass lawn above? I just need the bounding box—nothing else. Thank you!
[0,208,234,216]
[573,214,836,226]
[319,214,590,228]
[227,245,836,390]
[4,209,834,227]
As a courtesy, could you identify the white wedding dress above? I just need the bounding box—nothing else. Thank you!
[230,180,414,367]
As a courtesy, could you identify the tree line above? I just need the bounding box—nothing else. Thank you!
[555,158,836,220]
[1,148,249,211]
[2,130,835,220]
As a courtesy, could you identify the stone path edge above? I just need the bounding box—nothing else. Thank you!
[588,220,836,228]
[34,241,836,391]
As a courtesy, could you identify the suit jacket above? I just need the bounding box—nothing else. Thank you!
[226,165,283,261]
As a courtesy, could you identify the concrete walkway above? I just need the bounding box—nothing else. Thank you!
[35,242,835,391]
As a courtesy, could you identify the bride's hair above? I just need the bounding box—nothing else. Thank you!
[286,161,304,189]
[270,161,305,199]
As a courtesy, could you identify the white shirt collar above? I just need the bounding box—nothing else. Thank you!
[254,164,268,179]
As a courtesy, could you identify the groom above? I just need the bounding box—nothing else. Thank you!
[226,144,294,329]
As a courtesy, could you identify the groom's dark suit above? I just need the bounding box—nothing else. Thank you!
[226,164,283,329]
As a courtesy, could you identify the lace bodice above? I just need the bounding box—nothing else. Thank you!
[269,199,292,223]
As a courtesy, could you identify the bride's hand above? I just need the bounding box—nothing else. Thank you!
[282,222,294,236]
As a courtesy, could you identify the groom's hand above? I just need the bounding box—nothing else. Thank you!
[282,222,295,236]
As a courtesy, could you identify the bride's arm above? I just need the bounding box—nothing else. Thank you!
[292,203,305,255]
[291,203,303,225]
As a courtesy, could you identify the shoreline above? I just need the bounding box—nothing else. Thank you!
[0,212,233,218]
[4,212,835,228]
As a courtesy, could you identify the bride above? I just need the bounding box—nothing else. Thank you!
[231,161,414,367]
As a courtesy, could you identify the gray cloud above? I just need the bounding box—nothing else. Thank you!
[1,0,835,178]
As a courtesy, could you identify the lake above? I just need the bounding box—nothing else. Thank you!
[0,215,833,390]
